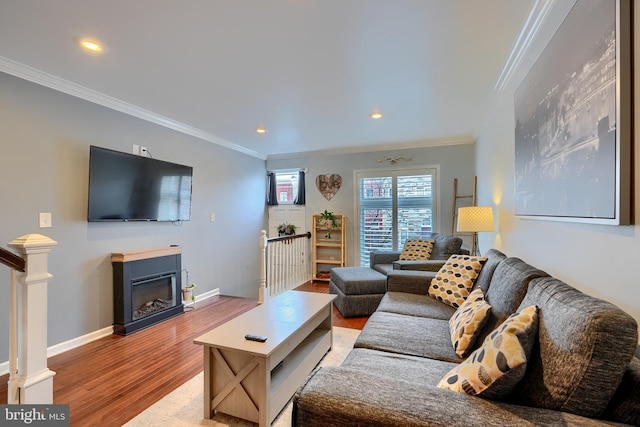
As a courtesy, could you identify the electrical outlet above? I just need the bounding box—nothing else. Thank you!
[39,212,52,228]
[132,144,139,155]
[140,146,148,157]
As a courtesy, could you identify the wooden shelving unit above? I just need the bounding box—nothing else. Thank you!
[311,214,346,281]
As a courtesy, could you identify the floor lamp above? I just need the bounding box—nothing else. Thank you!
[456,206,495,256]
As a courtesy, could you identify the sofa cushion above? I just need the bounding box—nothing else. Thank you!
[376,291,456,320]
[478,257,547,344]
[471,248,507,294]
[429,255,487,308]
[399,238,434,260]
[342,348,457,386]
[438,305,538,400]
[449,288,492,358]
[603,356,640,425]
[386,269,436,295]
[354,311,460,363]
[513,277,639,418]
[294,365,616,427]
[392,259,446,272]
[372,263,394,275]
[429,233,464,259]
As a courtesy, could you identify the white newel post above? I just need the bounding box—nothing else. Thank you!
[7,234,57,404]
[259,230,268,303]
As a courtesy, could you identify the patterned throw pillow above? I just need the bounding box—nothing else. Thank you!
[428,255,487,308]
[449,288,492,358]
[399,238,434,260]
[438,305,539,400]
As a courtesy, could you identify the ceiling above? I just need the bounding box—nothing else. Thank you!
[0,0,540,159]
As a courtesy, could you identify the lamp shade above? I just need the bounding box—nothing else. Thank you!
[456,206,495,232]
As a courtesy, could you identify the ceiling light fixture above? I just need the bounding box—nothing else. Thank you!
[256,126,267,134]
[74,37,108,53]
[370,109,383,120]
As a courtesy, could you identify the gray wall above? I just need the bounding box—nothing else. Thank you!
[0,72,267,360]
[475,0,640,332]
[267,143,476,266]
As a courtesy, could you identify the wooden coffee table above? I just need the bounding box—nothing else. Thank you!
[193,290,336,426]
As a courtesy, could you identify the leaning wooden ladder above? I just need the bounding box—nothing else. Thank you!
[451,176,477,252]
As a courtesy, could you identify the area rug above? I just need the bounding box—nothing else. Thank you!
[124,326,360,426]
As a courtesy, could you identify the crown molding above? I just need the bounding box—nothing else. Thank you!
[0,56,265,160]
[0,56,476,162]
[267,136,475,161]
[494,0,555,91]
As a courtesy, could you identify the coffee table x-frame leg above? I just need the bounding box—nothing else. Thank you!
[203,346,269,425]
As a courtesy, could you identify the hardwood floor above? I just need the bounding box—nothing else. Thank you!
[0,282,366,426]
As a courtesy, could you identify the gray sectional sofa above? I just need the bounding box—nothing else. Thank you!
[370,232,468,275]
[328,233,469,318]
[293,249,640,426]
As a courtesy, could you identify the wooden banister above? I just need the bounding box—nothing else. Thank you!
[0,247,25,272]
[259,231,312,303]
[267,231,311,244]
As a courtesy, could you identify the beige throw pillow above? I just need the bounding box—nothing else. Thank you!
[399,238,434,260]
[428,255,487,308]
[449,288,492,358]
[438,305,539,400]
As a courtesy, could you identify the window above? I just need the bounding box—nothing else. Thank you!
[274,171,299,204]
[356,167,438,266]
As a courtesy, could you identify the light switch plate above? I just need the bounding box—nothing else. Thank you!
[39,212,52,228]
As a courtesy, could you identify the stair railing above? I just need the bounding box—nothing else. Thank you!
[259,230,311,303]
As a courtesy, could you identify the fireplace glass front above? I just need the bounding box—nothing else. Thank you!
[131,274,177,321]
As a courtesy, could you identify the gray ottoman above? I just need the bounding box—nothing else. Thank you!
[330,267,387,317]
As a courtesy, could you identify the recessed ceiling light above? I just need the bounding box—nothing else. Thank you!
[256,126,267,134]
[74,36,109,53]
[370,110,383,120]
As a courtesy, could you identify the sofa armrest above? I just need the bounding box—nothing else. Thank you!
[369,250,401,269]
[386,270,435,295]
[392,259,446,272]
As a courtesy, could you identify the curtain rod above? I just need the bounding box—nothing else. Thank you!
[267,168,307,174]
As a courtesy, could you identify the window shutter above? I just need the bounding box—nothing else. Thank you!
[357,169,437,266]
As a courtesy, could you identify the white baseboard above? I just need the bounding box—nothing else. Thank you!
[48,326,114,358]
[0,288,220,376]
[185,288,219,306]
[0,326,112,377]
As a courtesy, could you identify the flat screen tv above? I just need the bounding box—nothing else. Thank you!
[88,146,193,222]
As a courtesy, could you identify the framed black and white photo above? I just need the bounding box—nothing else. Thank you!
[514,0,631,225]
